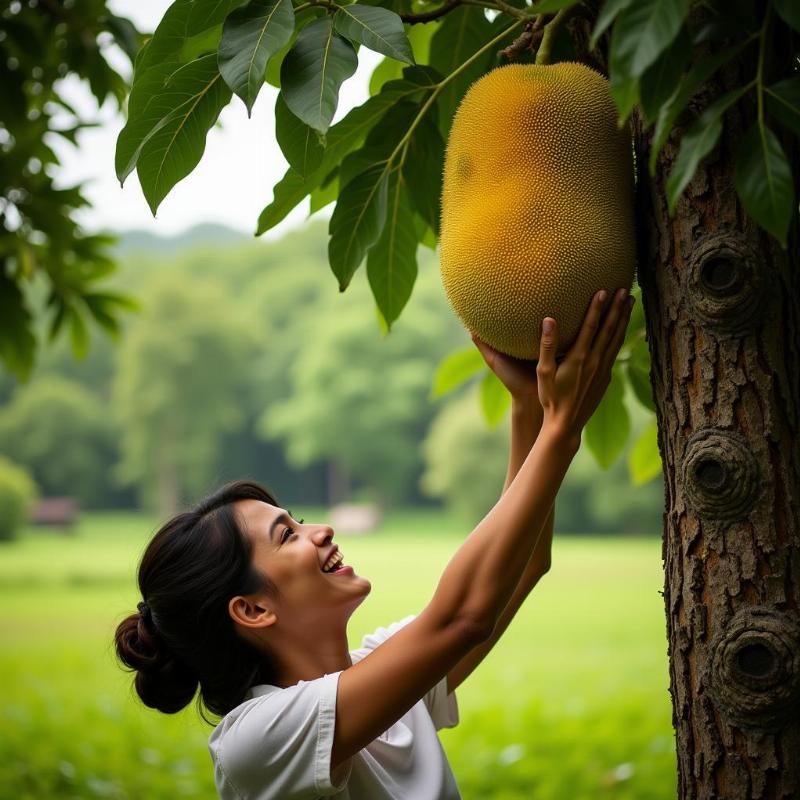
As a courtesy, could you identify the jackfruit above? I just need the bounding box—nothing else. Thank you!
[439,62,636,359]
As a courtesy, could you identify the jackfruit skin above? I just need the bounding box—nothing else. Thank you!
[439,62,636,359]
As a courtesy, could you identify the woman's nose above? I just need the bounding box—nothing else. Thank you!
[311,524,334,545]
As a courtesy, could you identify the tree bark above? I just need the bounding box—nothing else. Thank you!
[628,8,800,798]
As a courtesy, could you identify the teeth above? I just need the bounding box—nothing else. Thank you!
[322,552,344,572]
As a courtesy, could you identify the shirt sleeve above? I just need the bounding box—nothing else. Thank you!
[350,615,460,732]
[214,671,352,800]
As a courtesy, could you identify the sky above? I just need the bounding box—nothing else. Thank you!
[56,0,382,239]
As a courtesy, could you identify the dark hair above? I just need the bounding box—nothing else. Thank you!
[114,480,280,723]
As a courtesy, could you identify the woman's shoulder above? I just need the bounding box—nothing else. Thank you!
[209,672,339,752]
[208,672,345,797]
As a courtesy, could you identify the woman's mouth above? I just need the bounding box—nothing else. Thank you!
[327,565,354,576]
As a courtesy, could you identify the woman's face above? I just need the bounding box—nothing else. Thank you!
[233,499,371,629]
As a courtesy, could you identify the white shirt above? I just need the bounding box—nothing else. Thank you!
[208,615,461,800]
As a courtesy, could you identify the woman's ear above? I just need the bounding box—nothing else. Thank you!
[228,595,278,630]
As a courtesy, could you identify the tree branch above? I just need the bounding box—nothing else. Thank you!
[535,6,572,65]
[399,0,464,24]
[499,14,546,60]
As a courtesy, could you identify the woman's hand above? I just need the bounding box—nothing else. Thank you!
[469,332,543,411]
[536,288,634,438]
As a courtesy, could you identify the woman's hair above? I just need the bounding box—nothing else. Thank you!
[114,479,281,723]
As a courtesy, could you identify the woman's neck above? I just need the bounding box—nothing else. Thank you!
[269,624,353,688]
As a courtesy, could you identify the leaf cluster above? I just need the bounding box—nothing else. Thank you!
[114,0,798,469]
[596,0,799,247]
[0,0,142,379]
[118,0,529,329]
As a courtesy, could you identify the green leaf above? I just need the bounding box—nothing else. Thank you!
[135,0,243,75]
[256,75,432,234]
[625,337,654,411]
[275,93,325,177]
[734,123,795,249]
[402,108,444,236]
[218,0,295,115]
[589,0,635,49]
[418,218,437,250]
[774,0,800,34]
[628,420,661,485]
[309,170,339,213]
[431,347,485,398]
[328,164,390,290]
[0,271,36,380]
[133,0,193,75]
[648,38,751,175]
[585,366,630,469]
[609,0,690,125]
[265,28,298,87]
[765,76,800,137]
[638,23,691,125]
[136,55,233,214]
[666,85,750,215]
[366,170,418,326]
[338,101,418,188]
[369,57,404,95]
[333,5,414,65]
[116,62,177,183]
[429,7,493,138]
[280,17,358,134]
[368,27,435,94]
[105,14,142,63]
[180,24,224,61]
[83,294,122,337]
[480,370,511,428]
[66,305,90,360]
[622,288,644,349]
[256,168,312,234]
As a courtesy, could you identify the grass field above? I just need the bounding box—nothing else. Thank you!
[0,511,677,799]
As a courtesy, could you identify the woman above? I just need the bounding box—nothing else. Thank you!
[115,287,635,799]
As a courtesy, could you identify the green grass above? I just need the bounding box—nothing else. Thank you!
[0,511,676,799]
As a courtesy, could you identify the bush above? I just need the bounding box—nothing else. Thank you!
[0,457,37,541]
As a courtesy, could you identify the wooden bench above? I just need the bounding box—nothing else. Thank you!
[29,497,79,532]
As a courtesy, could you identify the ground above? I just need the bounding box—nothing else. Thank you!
[0,510,675,799]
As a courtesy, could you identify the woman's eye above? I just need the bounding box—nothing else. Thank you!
[280,519,303,543]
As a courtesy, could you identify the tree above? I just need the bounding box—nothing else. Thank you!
[421,386,510,523]
[0,456,37,542]
[260,265,463,505]
[113,273,258,516]
[0,375,118,507]
[116,0,799,794]
[0,0,141,379]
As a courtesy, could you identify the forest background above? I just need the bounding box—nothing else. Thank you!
[0,220,661,531]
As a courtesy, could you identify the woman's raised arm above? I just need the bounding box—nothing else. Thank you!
[331,287,634,773]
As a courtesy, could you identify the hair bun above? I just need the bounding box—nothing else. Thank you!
[115,613,199,714]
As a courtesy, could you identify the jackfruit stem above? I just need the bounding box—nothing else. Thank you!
[534,7,571,65]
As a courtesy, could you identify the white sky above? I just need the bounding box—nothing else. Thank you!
[56,0,381,238]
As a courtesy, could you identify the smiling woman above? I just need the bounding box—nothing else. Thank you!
[114,289,634,800]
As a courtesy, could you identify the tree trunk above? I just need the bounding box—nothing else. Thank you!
[157,433,180,518]
[327,457,351,506]
[628,9,800,799]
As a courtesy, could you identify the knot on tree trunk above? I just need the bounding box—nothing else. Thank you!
[681,428,765,520]
[707,606,800,731]
[684,232,770,337]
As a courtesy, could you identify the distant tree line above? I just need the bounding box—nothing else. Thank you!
[0,222,662,534]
